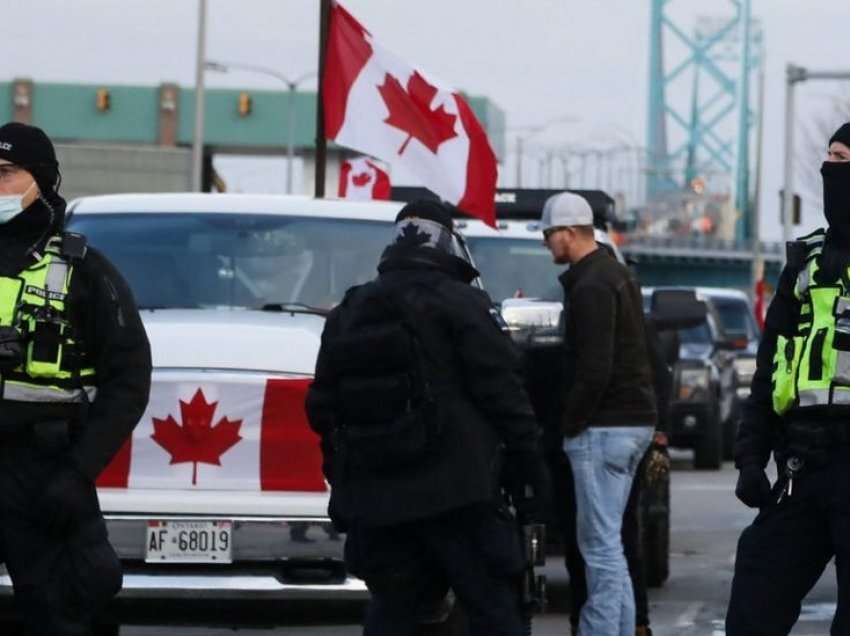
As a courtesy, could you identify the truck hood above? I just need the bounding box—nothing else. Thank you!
[141,309,325,375]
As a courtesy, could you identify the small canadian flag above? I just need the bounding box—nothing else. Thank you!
[322,1,498,226]
[338,156,391,200]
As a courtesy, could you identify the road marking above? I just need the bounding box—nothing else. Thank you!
[675,601,703,627]
[799,601,836,621]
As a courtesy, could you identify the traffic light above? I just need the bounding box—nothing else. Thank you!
[95,88,111,112]
[237,92,252,117]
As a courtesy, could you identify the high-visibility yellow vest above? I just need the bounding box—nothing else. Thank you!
[0,236,96,404]
[772,228,850,415]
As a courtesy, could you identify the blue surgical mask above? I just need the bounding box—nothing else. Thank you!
[0,182,35,224]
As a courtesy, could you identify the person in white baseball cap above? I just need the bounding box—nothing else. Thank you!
[541,190,657,636]
[540,192,597,266]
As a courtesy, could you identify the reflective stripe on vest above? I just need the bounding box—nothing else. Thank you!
[0,238,96,404]
[3,381,98,403]
[773,234,850,415]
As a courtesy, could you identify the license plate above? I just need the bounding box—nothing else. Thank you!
[145,520,233,563]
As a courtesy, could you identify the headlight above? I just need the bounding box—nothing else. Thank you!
[734,357,757,387]
[677,366,711,401]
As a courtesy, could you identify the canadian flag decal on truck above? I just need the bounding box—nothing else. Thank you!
[98,377,326,492]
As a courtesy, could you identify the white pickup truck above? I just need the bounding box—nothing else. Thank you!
[0,193,409,601]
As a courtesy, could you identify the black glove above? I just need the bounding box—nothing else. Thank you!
[735,464,772,508]
[36,463,98,535]
[503,452,551,524]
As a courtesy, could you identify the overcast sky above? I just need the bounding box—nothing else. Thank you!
[5,0,850,241]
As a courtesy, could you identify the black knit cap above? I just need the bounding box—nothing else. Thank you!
[0,122,60,194]
[829,123,850,149]
[395,199,453,230]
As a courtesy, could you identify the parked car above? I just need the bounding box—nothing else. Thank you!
[695,288,760,458]
[642,288,744,469]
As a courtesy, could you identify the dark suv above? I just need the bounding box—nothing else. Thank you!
[643,288,743,469]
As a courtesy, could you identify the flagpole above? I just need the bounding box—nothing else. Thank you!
[314,0,332,198]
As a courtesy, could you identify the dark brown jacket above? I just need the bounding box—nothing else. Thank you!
[560,248,656,434]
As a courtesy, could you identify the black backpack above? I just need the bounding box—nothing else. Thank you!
[328,282,439,474]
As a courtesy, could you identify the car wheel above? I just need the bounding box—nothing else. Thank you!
[642,475,671,588]
[693,405,722,470]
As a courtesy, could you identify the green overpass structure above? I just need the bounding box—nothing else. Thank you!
[0,78,506,157]
[621,237,784,290]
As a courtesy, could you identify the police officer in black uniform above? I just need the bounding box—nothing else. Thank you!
[0,122,152,635]
[726,123,850,635]
[306,200,548,636]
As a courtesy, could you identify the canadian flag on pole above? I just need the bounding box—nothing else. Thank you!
[323,2,498,226]
[338,155,391,200]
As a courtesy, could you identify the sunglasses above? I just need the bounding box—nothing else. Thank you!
[543,226,568,241]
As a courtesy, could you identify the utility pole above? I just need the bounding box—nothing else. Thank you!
[751,60,766,295]
[191,0,207,192]
[782,65,850,246]
[315,0,331,198]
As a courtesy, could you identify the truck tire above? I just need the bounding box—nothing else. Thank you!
[722,398,741,461]
[93,624,120,636]
[643,476,671,588]
[693,406,722,470]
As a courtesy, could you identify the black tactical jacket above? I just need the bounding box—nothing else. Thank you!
[306,244,541,528]
[0,200,152,481]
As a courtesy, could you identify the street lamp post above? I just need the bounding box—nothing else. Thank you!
[205,60,316,194]
[191,0,207,192]
[510,115,580,187]
[782,64,850,244]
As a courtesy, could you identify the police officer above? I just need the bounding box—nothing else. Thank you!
[726,123,850,635]
[306,200,548,636]
[0,122,151,635]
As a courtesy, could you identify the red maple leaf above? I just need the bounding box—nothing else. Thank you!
[352,171,373,187]
[151,388,243,485]
[377,71,458,155]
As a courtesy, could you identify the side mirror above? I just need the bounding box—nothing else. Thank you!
[648,289,708,332]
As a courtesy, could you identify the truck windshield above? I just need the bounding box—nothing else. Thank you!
[67,213,392,310]
[464,236,564,302]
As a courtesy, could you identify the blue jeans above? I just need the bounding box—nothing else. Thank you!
[564,426,654,636]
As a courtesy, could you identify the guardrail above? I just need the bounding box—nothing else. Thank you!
[619,236,785,262]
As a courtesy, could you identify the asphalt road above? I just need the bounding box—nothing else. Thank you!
[43,455,850,634]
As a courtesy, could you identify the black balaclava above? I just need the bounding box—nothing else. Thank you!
[0,122,66,275]
[822,123,850,245]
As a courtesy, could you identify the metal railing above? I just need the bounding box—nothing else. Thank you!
[620,236,784,261]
